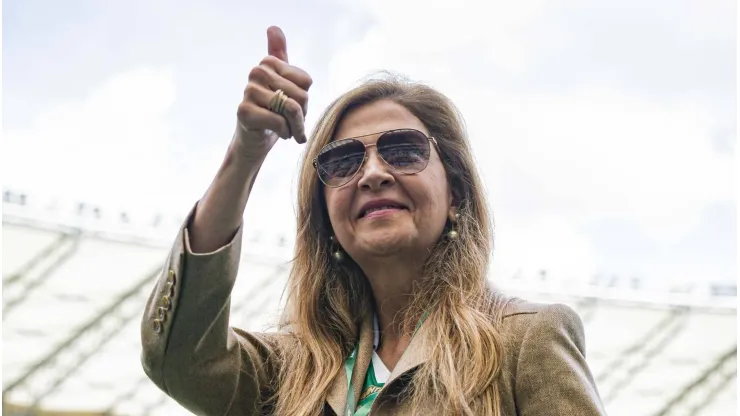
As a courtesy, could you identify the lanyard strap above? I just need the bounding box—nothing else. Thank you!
[343,312,429,416]
[343,344,360,416]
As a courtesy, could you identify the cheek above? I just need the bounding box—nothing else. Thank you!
[409,178,450,221]
[421,166,451,209]
[324,188,353,230]
[418,176,452,231]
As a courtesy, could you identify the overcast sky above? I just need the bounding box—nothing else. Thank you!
[3,0,736,287]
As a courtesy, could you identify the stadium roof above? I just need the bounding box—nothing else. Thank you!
[2,190,736,415]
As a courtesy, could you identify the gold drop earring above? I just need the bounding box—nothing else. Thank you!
[329,235,345,261]
[447,213,460,240]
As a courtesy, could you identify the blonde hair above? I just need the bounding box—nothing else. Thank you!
[271,73,507,415]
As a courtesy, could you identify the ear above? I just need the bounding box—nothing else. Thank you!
[448,205,458,223]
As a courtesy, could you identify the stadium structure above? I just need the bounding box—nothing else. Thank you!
[2,189,736,415]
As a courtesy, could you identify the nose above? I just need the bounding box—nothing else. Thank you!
[356,147,395,190]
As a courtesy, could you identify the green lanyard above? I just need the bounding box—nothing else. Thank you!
[343,344,361,416]
[343,313,429,416]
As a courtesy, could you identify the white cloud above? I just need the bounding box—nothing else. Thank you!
[3,68,182,215]
[323,0,545,97]
[459,86,734,243]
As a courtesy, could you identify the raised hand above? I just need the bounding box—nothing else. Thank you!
[236,26,312,158]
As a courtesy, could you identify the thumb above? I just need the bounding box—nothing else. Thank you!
[267,26,289,63]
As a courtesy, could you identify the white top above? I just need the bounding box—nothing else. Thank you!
[372,314,391,383]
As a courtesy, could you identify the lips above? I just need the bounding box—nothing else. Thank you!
[357,199,408,219]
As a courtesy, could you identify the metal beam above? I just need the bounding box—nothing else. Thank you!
[3,232,70,287]
[653,345,737,416]
[3,265,161,396]
[600,307,690,404]
[597,307,685,384]
[232,264,290,317]
[3,235,81,319]
[27,305,146,409]
[688,367,737,416]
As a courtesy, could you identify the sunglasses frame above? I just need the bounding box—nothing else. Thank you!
[312,128,439,188]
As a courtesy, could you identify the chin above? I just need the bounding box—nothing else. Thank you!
[355,230,415,257]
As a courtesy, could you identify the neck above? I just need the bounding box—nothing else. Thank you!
[360,256,423,352]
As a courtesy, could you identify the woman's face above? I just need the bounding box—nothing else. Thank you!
[323,99,453,264]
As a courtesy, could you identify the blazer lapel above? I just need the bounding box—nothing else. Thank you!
[385,319,432,385]
[325,362,347,415]
[326,312,375,415]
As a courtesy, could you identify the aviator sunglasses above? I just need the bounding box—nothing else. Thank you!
[313,128,439,188]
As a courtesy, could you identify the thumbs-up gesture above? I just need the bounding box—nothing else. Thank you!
[236,26,313,157]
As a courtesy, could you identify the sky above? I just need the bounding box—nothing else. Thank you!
[3,0,737,287]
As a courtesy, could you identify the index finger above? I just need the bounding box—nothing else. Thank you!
[260,55,314,92]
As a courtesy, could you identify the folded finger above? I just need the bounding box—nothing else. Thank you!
[237,101,291,140]
[280,97,307,144]
[260,55,313,92]
[250,61,310,116]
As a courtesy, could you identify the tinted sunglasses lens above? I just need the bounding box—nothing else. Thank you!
[316,139,366,186]
[377,130,431,173]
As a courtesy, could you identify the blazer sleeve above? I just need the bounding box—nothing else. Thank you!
[140,204,281,416]
[514,304,607,416]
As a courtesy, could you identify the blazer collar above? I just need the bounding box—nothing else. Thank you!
[325,310,432,415]
[326,312,373,414]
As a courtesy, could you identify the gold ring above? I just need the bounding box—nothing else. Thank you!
[268,89,289,115]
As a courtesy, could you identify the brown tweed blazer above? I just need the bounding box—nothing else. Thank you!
[141,214,607,415]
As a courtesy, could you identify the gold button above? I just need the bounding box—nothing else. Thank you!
[167,270,176,287]
[161,295,172,310]
[157,307,167,321]
[152,319,162,334]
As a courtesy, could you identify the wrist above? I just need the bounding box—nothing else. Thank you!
[229,127,271,165]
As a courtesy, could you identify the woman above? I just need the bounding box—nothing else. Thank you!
[141,26,606,416]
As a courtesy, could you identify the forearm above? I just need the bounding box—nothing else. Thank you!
[190,131,268,253]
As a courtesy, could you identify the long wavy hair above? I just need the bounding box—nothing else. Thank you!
[271,73,507,415]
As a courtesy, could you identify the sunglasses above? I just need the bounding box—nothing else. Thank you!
[313,128,439,188]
